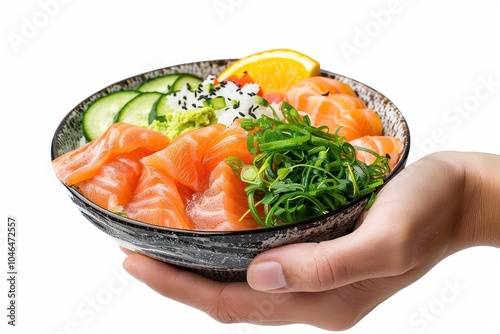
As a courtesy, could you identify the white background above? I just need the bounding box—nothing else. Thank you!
[1,0,499,333]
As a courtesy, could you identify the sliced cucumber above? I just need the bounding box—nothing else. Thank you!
[203,96,226,110]
[137,73,181,94]
[203,82,215,93]
[171,74,203,92]
[116,92,162,127]
[82,90,141,141]
[154,94,174,118]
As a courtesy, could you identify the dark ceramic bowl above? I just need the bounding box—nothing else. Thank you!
[51,59,410,282]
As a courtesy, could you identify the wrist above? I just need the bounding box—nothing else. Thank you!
[441,151,500,251]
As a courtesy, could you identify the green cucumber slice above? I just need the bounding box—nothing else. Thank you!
[137,73,181,94]
[203,82,215,93]
[203,96,226,110]
[116,92,162,127]
[171,74,203,92]
[154,94,174,118]
[82,90,141,141]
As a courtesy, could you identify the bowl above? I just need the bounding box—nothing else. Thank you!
[51,59,410,282]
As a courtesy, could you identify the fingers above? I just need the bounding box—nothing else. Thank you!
[122,252,424,331]
[123,252,291,325]
[123,253,227,311]
[119,245,134,256]
[120,248,295,323]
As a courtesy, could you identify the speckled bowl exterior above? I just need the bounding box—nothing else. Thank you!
[51,59,410,282]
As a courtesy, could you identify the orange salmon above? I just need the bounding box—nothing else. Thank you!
[52,123,169,185]
[187,161,259,231]
[350,135,404,170]
[141,124,226,192]
[123,165,194,229]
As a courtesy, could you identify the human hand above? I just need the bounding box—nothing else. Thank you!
[122,151,500,331]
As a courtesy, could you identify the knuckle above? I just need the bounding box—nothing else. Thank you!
[206,305,242,324]
[204,287,244,324]
[300,243,343,291]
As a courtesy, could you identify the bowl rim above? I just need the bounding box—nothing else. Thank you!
[51,58,411,236]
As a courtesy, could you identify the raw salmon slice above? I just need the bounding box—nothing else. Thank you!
[202,121,254,176]
[350,136,404,170]
[322,93,367,113]
[346,109,383,136]
[76,149,147,212]
[123,165,194,229]
[52,122,170,186]
[262,92,285,105]
[334,109,383,141]
[175,182,195,207]
[303,94,382,141]
[141,123,226,192]
[303,95,342,128]
[186,161,259,231]
[285,76,357,111]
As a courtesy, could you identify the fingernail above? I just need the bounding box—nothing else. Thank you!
[119,245,134,255]
[248,261,286,291]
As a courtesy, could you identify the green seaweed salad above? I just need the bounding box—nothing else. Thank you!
[228,102,391,228]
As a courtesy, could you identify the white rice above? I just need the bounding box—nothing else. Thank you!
[164,75,276,126]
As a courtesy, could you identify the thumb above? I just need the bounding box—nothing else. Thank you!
[246,219,410,293]
[245,156,459,293]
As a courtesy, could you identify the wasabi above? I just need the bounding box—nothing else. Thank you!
[148,107,218,140]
